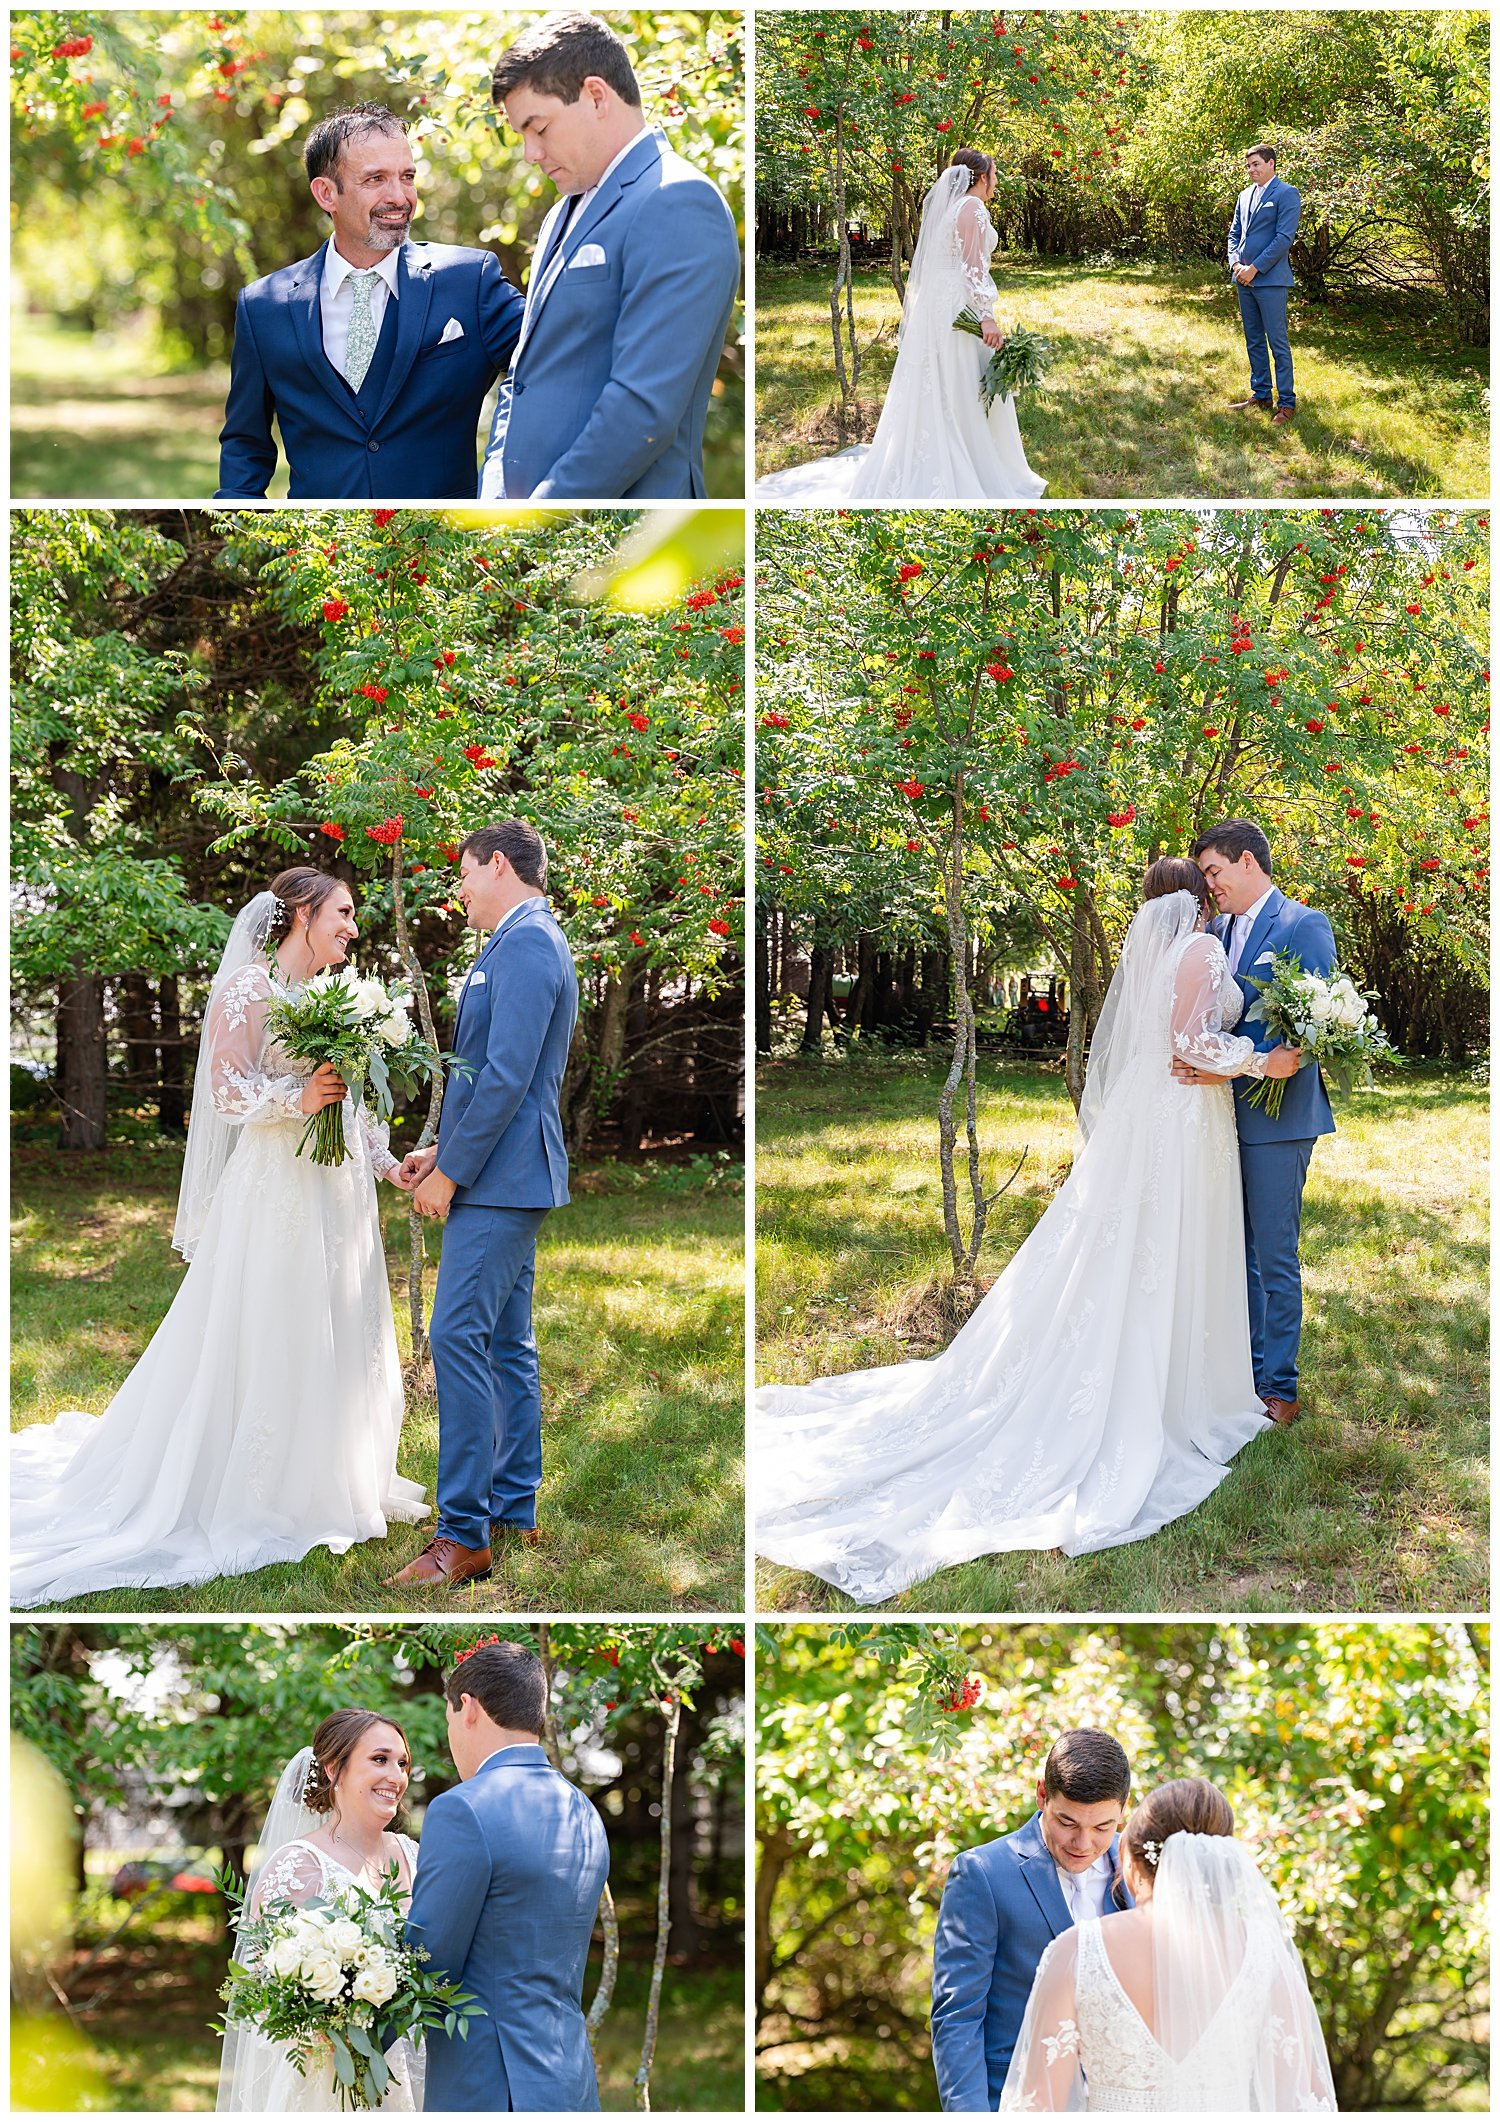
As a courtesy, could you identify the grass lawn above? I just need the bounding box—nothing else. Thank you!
[754,1053,1488,1614]
[11,1138,744,1612]
[12,1898,743,2111]
[753,260,1488,499]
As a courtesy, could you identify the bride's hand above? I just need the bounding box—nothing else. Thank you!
[300,1063,348,1114]
[981,317,1003,348]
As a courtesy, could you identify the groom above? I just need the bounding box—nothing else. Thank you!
[388,821,578,1589]
[480,11,741,498]
[931,1729,1133,2110]
[1228,143,1300,425]
[217,104,524,498]
[407,1639,610,2111]
[1177,819,1336,1427]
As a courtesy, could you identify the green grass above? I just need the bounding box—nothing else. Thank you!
[754,260,1488,499]
[12,1899,743,2112]
[754,1052,1488,1614]
[11,1139,744,1612]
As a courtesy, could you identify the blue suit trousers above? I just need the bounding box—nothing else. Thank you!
[1237,281,1295,407]
[1240,1138,1314,1400]
[428,1203,550,1545]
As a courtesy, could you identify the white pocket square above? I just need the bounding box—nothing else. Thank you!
[569,243,607,268]
[439,317,465,344]
[467,969,487,986]
[1253,952,1274,965]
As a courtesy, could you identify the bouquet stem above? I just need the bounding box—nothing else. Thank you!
[298,1104,349,1166]
[1244,1076,1287,1119]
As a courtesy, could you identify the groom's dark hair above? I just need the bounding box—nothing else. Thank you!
[492,12,642,109]
[1192,818,1274,876]
[1247,143,1278,165]
[305,103,407,187]
[445,1641,547,1735]
[1043,1729,1131,1807]
[460,819,548,888]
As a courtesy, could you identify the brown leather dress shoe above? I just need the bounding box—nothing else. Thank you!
[1272,405,1296,424]
[1230,396,1273,411]
[1263,1395,1301,1426]
[497,1523,543,1549]
[384,1536,492,1588]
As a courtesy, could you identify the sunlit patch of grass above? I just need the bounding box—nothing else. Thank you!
[754,262,1487,499]
[11,1143,744,1613]
[754,1054,1487,1614]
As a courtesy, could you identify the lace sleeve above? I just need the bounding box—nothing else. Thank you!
[248,1842,326,1919]
[359,1106,399,1181]
[955,197,997,318]
[1000,1929,1085,2111]
[207,968,306,1123]
[1171,935,1268,1078]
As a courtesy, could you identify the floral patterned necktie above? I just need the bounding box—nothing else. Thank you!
[345,269,381,390]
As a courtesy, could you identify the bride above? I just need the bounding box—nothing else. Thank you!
[756,149,1047,503]
[754,859,1302,1604]
[219,1709,424,2111]
[1001,1776,1337,2110]
[11,869,428,1606]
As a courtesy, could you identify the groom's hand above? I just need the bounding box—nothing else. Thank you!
[400,1146,439,1187]
[1262,1044,1302,1078]
[413,1168,456,1220]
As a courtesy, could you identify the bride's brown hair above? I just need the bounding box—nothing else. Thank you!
[949,148,994,189]
[303,1708,412,1821]
[1112,1776,1234,1905]
[264,867,345,949]
[1142,855,1212,911]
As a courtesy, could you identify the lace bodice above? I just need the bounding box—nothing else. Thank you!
[208,965,398,1177]
[954,195,998,316]
[250,1832,418,1917]
[1169,933,1268,1079]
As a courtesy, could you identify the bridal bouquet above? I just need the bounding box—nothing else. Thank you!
[1242,951,1399,1117]
[218,1866,483,2110]
[265,968,445,1167]
[953,315,1054,410]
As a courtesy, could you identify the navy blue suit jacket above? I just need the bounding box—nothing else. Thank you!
[408,1745,610,2113]
[1227,176,1301,290]
[931,1813,1129,2110]
[436,899,578,1210]
[1214,887,1337,1144]
[216,237,523,499]
[487,129,741,499]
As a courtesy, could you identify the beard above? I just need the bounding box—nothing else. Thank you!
[365,210,412,250]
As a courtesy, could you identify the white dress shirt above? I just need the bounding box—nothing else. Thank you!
[1227,884,1275,975]
[1055,1848,1116,1924]
[319,240,401,380]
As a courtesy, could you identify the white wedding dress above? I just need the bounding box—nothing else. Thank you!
[220,1751,424,2112]
[11,898,427,1607]
[757,169,1047,502]
[1001,1835,1337,2110]
[754,893,1272,1603]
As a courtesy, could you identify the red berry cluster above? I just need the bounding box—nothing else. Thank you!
[454,1632,501,1666]
[941,1675,983,1713]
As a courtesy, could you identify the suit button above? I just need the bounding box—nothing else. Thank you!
[514,381,525,396]
[369,440,380,452]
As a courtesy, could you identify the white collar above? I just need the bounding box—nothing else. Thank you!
[1234,884,1276,929]
[323,239,402,300]
[492,896,544,937]
[564,126,655,220]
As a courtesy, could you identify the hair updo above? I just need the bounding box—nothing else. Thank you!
[1120,1776,1234,1884]
[949,147,994,191]
[262,867,345,950]
[1142,855,1213,912]
[302,1708,411,1819]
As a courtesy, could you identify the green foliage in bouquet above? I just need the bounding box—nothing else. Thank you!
[952,315,1055,410]
[216,1862,483,2111]
[1243,950,1401,1118]
[264,969,451,1168]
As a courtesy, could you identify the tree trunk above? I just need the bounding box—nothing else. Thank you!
[157,974,186,1133]
[800,943,832,1051]
[537,1626,620,2045]
[388,844,442,1364]
[754,902,773,1055]
[117,973,157,1100]
[57,968,107,1150]
[634,1697,681,2109]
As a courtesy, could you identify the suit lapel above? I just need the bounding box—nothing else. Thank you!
[290,242,357,423]
[453,901,547,1039]
[369,243,433,430]
[1014,1815,1072,1940]
[513,130,662,368]
[1236,887,1285,991]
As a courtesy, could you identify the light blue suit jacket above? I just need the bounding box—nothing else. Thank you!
[1214,887,1337,1144]
[1227,175,1301,290]
[407,1744,610,2113]
[931,1812,1129,2111]
[486,128,740,499]
[436,899,578,1208]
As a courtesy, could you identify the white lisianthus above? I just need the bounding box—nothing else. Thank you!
[299,1950,348,2004]
[378,1008,413,1048]
[326,1917,366,1964]
[351,1957,400,2006]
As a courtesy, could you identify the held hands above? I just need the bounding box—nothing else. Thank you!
[300,1063,348,1114]
[412,1168,456,1221]
[398,1146,439,1188]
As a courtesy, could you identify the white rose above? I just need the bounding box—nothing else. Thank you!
[378,1008,413,1048]
[288,1910,330,1947]
[326,1917,366,1964]
[1307,990,1334,1024]
[299,1951,347,2003]
[351,978,386,1021]
[351,1959,399,2006]
[264,1935,306,1981]
[1335,994,1366,1030]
